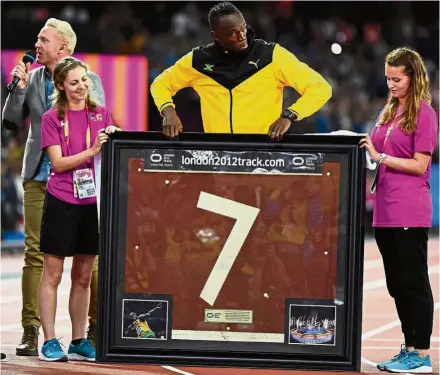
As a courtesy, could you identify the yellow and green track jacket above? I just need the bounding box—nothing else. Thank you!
[151,38,332,134]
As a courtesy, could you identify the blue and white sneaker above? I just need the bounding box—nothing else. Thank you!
[68,338,96,362]
[385,350,432,373]
[39,338,68,362]
[377,344,408,371]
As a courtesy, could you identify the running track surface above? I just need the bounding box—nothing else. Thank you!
[1,238,438,375]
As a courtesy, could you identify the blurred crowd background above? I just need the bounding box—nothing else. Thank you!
[1,1,439,246]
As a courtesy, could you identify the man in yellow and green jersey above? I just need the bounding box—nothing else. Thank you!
[151,2,332,140]
[128,312,155,339]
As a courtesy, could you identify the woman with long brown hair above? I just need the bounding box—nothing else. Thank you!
[38,57,118,362]
[360,47,438,373]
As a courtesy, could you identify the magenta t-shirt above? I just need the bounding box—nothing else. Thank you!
[371,101,438,227]
[41,106,113,205]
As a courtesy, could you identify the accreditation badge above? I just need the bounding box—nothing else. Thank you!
[73,168,96,199]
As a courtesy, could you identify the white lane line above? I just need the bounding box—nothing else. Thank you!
[1,289,70,304]
[363,346,439,350]
[364,254,438,271]
[161,366,195,375]
[362,320,403,340]
[364,265,439,291]
[1,266,72,286]
[0,314,70,332]
[361,357,378,367]
[364,259,384,270]
[364,337,440,342]
[362,302,439,340]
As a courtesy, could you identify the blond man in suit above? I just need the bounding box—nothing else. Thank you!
[2,18,105,355]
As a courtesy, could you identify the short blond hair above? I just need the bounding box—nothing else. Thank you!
[45,18,77,54]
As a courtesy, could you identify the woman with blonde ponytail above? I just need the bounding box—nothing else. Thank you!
[360,47,438,374]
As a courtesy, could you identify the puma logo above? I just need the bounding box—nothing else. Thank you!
[248,59,260,69]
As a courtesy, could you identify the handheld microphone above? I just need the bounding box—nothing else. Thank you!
[7,50,36,93]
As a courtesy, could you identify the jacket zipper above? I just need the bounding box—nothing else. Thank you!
[229,90,233,133]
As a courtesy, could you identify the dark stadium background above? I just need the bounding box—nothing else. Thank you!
[1,1,439,245]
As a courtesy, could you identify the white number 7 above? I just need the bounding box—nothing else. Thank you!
[197,192,260,306]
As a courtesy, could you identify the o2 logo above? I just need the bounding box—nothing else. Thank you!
[205,312,221,319]
[291,156,305,166]
[292,155,319,168]
[150,153,163,163]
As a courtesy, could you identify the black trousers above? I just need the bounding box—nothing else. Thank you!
[374,227,434,349]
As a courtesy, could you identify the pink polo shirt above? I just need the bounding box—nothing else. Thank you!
[370,101,438,227]
[41,106,114,205]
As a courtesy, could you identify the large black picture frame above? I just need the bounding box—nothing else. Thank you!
[96,132,366,372]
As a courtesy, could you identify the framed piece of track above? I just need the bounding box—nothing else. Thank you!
[96,132,366,371]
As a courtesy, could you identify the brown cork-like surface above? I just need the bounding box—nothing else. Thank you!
[124,158,341,334]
